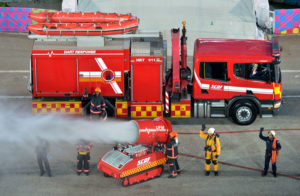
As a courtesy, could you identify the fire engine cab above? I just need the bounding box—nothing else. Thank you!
[28,23,282,125]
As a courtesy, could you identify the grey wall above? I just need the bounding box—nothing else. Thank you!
[7,0,62,10]
[78,0,256,55]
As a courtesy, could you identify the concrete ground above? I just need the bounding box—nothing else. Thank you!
[0,33,299,196]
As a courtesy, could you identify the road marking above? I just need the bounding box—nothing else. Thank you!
[281,70,300,73]
[180,152,300,181]
[0,70,29,73]
[0,96,31,99]
[283,95,300,98]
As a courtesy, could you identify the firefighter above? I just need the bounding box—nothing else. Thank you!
[165,131,181,178]
[249,63,267,80]
[90,87,106,120]
[76,140,93,175]
[199,124,221,176]
[36,138,52,177]
[259,128,281,177]
[82,87,106,120]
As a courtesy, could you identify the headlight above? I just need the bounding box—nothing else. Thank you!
[274,101,281,109]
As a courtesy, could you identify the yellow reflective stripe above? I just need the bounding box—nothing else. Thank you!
[121,157,166,178]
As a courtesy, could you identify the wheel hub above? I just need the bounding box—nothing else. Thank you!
[236,106,252,122]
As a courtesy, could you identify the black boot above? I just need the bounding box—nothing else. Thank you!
[261,171,267,176]
[205,171,210,176]
[214,171,219,176]
[40,171,45,176]
[273,172,277,177]
[168,175,177,178]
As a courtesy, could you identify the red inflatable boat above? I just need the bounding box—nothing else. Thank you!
[27,17,139,36]
[30,12,134,23]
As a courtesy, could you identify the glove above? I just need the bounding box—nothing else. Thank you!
[215,155,219,159]
[260,127,264,132]
[202,124,206,131]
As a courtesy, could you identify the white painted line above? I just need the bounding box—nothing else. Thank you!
[283,95,300,98]
[0,96,31,99]
[281,70,300,73]
[0,70,29,73]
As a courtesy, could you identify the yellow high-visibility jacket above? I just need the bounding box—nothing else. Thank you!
[199,130,221,156]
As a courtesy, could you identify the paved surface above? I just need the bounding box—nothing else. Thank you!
[0,33,299,196]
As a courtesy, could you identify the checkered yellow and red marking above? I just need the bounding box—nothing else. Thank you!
[32,101,82,115]
[121,157,166,178]
[171,101,191,117]
[131,104,163,118]
[116,100,128,118]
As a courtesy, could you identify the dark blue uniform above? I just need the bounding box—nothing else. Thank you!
[259,130,281,176]
[36,139,51,177]
[166,138,180,177]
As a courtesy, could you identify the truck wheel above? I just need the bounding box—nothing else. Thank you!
[231,101,257,125]
[103,173,110,177]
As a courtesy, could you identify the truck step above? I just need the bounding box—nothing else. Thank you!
[211,114,226,118]
[261,114,273,118]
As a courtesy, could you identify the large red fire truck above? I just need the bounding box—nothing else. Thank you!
[28,23,282,125]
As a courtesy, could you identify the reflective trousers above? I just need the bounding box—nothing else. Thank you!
[168,158,180,176]
[204,151,218,172]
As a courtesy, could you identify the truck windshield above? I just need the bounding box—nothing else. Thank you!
[273,64,282,84]
[233,63,280,83]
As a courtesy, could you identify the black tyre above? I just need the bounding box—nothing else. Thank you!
[103,173,110,177]
[230,100,257,125]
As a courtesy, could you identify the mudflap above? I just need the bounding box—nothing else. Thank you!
[122,165,164,187]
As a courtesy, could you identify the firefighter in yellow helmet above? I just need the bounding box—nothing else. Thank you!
[165,131,181,178]
[199,124,221,176]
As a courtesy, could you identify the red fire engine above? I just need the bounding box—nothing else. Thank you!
[28,23,282,125]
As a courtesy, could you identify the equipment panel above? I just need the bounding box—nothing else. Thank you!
[130,56,163,103]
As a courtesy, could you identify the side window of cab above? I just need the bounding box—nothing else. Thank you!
[234,63,270,82]
[199,62,228,81]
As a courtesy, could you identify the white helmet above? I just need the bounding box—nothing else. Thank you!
[268,130,276,137]
[207,128,215,134]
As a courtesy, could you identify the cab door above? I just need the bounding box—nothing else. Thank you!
[194,61,229,100]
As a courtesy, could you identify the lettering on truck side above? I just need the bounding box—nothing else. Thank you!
[136,58,145,62]
[148,58,162,62]
[63,50,96,55]
[137,157,151,166]
[211,85,223,90]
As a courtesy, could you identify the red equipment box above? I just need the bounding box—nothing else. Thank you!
[130,56,163,103]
